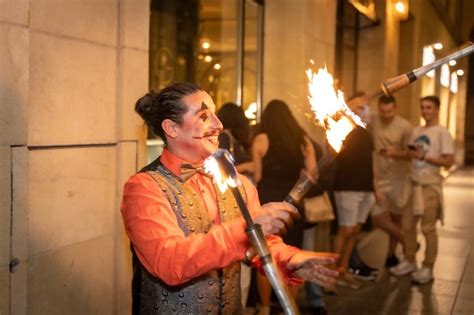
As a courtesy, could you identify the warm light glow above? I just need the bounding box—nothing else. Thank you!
[245,102,257,120]
[202,41,210,49]
[395,1,405,13]
[423,46,435,78]
[213,63,221,70]
[433,43,443,50]
[203,154,237,193]
[456,69,464,76]
[204,55,212,62]
[440,64,450,88]
[450,72,458,93]
[306,66,365,152]
[449,60,457,66]
[310,59,315,65]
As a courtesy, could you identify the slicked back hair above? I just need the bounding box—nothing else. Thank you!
[135,83,204,143]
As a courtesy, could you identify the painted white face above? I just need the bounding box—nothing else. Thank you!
[173,90,223,163]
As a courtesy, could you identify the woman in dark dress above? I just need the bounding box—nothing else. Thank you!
[252,99,317,314]
[217,102,254,176]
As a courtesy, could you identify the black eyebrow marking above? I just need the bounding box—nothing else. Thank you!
[194,102,209,115]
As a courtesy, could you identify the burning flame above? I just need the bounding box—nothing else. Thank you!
[306,66,365,152]
[203,152,238,193]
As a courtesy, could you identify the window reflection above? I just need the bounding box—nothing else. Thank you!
[150,0,239,108]
[148,0,262,161]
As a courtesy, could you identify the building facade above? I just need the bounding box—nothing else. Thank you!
[0,0,471,313]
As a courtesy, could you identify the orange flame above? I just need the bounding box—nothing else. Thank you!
[203,155,237,193]
[306,66,365,152]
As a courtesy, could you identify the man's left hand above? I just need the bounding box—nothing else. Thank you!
[287,251,339,287]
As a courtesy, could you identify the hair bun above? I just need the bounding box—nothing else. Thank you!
[135,93,155,122]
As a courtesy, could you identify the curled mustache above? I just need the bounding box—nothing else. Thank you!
[192,132,220,139]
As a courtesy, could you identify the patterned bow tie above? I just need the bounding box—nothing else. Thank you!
[179,163,211,181]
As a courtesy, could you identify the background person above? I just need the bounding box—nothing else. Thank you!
[252,99,318,314]
[370,95,413,268]
[389,95,454,284]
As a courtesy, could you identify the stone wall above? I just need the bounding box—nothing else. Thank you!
[0,0,149,313]
[263,0,337,143]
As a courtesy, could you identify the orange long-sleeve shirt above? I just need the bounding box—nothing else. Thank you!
[121,149,301,286]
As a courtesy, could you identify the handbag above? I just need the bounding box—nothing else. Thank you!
[304,191,335,223]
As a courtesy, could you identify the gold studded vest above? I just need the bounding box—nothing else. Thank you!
[131,159,245,315]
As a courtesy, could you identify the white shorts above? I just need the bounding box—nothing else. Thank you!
[334,191,375,227]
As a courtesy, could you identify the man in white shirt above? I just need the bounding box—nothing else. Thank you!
[389,96,454,284]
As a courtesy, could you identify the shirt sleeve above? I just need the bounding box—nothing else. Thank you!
[440,128,455,155]
[120,173,249,286]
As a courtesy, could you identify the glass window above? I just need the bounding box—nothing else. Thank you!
[148,0,263,162]
[150,0,240,107]
[242,0,259,123]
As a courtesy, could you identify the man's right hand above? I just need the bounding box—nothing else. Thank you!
[254,202,300,236]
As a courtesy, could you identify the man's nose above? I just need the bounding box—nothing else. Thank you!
[210,112,223,130]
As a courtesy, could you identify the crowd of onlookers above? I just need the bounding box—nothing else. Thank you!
[217,93,455,315]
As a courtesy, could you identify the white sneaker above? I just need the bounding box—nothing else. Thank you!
[389,260,417,276]
[412,266,433,284]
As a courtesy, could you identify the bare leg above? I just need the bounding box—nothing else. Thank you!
[334,226,357,271]
[372,211,402,246]
[339,225,361,270]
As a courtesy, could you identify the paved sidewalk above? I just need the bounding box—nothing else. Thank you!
[325,167,474,315]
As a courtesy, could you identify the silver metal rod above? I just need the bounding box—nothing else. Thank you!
[377,41,474,97]
[412,42,474,79]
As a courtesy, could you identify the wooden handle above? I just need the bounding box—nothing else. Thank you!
[381,74,411,96]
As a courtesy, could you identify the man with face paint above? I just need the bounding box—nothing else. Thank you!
[120,83,339,314]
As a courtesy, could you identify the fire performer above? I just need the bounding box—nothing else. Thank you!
[389,95,454,284]
[120,83,339,314]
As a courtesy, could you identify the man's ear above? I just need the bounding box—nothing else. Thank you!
[162,119,179,139]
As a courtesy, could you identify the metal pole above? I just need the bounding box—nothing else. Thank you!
[230,187,300,315]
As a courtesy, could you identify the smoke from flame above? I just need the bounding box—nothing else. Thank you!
[306,66,365,152]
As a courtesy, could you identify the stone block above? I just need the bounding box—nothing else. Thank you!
[28,235,113,315]
[0,146,11,268]
[115,142,136,313]
[264,34,305,87]
[0,0,28,25]
[30,0,117,46]
[121,0,149,50]
[29,32,117,146]
[265,0,304,39]
[12,146,28,262]
[28,146,116,256]
[304,39,336,71]
[119,48,148,141]
[0,266,9,315]
[0,24,28,146]
[10,260,27,315]
[304,0,336,45]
